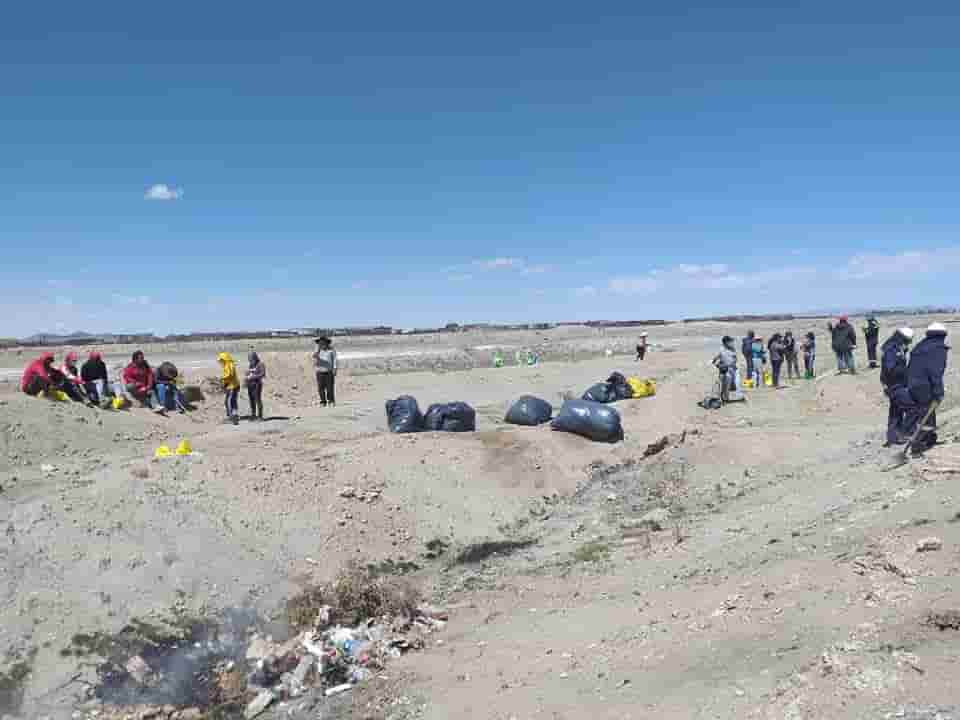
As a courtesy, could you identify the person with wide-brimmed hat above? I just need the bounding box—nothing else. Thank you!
[313,336,338,407]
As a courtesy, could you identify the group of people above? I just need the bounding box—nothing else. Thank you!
[737,329,816,389]
[20,347,271,424]
[707,316,951,455]
[19,336,340,424]
[881,322,949,453]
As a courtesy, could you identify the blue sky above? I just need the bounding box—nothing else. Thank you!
[3,2,960,336]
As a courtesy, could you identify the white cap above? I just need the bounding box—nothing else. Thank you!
[640,332,648,337]
[927,322,947,335]
[899,327,915,340]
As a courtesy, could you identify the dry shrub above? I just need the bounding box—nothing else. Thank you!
[129,466,150,479]
[286,562,421,631]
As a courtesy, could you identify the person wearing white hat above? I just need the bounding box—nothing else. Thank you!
[880,327,915,445]
[892,322,949,453]
[636,332,648,361]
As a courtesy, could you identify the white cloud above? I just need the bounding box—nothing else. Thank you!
[144,183,183,201]
[112,294,151,306]
[522,264,554,275]
[476,257,522,270]
[843,247,960,280]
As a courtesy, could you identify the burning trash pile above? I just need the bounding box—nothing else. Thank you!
[76,568,445,719]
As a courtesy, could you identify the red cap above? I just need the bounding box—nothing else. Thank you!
[65,352,78,363]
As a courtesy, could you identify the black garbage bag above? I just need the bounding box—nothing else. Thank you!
[582,383,617,403]
[606,371,627,386]
[504,395,553,426]
[423,402,477,432]
[386,396,424,433]
[603,372,633,400]
[551,399,624,443]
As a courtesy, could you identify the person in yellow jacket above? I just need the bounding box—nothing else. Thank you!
[218,352,241,425]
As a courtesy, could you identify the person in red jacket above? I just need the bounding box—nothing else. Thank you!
[122,350,164,413]
[21,352,85,401]
[21,353,56,395]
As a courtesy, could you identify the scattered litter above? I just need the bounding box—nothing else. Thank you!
[916,537,943,553]
[154,445,173,459]
[925,609,960,631]
[244,689,275,719]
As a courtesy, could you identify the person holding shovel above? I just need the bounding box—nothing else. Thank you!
[893,323,949,454]
[880,327,913,445]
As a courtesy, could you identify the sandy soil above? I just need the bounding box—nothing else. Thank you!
[1,317,958,719]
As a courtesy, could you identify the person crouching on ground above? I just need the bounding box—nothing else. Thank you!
[801,332,816,378]
[892,323,949,454]
[712,336,738,404]
[880,327,913,446]
[313,337,337,407]
[245,351,266,421]
[123,351,164,413]
[81,351,112,405]
[60,351,92,404]
[21,353,57,396]
[218,352,241,425]
[156,361,183,413]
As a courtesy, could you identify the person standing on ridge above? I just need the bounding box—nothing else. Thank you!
[218,352,241,425]
[246,350,266,421]
[893,323,949,454]
[742,331,755,383]
[801,332,816,378]
[313,337,338,407]
[864,316,881,369]
[829,316,857,374]
[880,327,913,446]
[783,331,800,380]
[636,333,648,361]
[767,333,786,388]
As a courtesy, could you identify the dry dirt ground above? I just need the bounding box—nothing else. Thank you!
[1,317,959,720]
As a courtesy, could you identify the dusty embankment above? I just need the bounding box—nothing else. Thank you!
[1,316,957,719]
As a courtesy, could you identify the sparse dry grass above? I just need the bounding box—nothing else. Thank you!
[286,561,421,630]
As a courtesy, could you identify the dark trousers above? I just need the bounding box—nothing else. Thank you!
[771,359,783,387]
[224,387,239,418]
[316,372,335,405]
[803,352,815,377]
[785,353,800,378]
[636,346,646,361]
[885,388,904,444]
[893,387,938,450]
[744,353,754,380]
[23,377,50,396]
[867,342,878,365]
[247,381,264,418]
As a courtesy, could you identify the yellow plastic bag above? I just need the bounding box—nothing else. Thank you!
[175,440,193,456]
[154,445,173,459]
[53,390,70,402]
[112,395,131,410]
[744,378,756,389]
[763,369,773,387]
[627,377,656,398]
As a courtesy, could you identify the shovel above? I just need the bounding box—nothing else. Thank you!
[888,400,940,468]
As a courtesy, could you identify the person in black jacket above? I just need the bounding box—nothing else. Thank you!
[767,333,786,388]
[864,316,881,368]
[783,331,800,380]
[892,323,949,453]
[880,327,914,445]
[80,351,111,404]
[828,316,858,374]
[741,331,755,382]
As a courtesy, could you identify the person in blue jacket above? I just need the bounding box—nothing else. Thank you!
[893,322,949,453]
[880,327,914,445]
